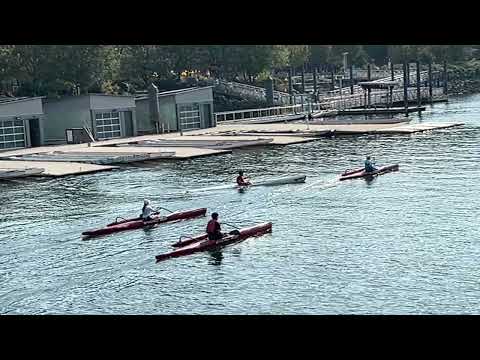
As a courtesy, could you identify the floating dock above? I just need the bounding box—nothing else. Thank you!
[338,106,426,116]
[208,121,465,136]
[117,138,275,150]
[370,122,464,134]
[0,160,116,177]
[305,118,408,125]
[0,120,464,177]
[63,146,232,159]
[6,150,176,165]
[0,167,44,180]
[180,134,316,145]
[211,129,335,138]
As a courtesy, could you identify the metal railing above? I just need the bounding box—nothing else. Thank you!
[213,87,445,123]
[214,104,304,123]
[291,69,404,84]
[320,70,443,99]
[316,87,444,111]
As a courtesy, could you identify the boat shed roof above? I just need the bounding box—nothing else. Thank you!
[134,86,213,101]
[0,96,45,105]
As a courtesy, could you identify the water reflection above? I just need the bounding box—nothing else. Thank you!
[208,250,224,266]
[364,176,377,185]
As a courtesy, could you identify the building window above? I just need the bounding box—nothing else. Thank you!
[0,119,26,149]
[178,103,201,130]
[95,111,121,140]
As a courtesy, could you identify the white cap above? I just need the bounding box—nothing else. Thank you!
[144,199,150,205]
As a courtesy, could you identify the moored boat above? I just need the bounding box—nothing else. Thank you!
[339,164,399,181]
[82,207,207,238]
[155,222,273,262]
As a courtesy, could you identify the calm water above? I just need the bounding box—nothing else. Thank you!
[0,95,479,315]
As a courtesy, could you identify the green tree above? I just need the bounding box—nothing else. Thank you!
[119,45,175,90]
[310,45,331,66]
[329,45,368,67]
[286,45,310,68]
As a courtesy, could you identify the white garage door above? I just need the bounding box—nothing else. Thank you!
[0,119,26,150]
[178,103,201,130]
[95,111,121,140]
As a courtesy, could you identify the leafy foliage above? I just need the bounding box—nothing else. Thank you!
[0,45,475,97]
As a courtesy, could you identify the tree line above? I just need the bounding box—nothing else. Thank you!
[0,45,476,97]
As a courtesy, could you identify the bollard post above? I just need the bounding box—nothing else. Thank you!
[428,61,433,103]
[416,60,421,115]
[301,66,305,93]
[330,66,335,91]
[403,62,409,117]
[390,62,394,109]
[350,64,354,95]
[406,62,410,87]
[265,76,274,107]
[288,67,293,105]
[443,60,448,95]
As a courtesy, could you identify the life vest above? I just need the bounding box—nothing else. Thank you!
[207,219,218,233]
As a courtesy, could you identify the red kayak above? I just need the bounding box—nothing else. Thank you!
[82,208,207,238]
[155,222,273,262]
[339,164,399,181]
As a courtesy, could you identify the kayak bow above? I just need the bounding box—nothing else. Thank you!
[339,164,399,181]
[82,207,207,238]
[155,222,273,262]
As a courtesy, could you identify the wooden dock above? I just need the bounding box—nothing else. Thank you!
[180,134,316,145]
[371,122,464,134]
[338,106,426,116]
[63,145,232,159]
[209,122,465,136]
[0,119,464,178]
[0,160,117,177]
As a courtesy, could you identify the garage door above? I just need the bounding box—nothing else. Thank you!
[0,119,26,150]
[95,111,121,140]
[178,103,201,130]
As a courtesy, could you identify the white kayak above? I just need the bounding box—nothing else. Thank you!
[181,174,307,194]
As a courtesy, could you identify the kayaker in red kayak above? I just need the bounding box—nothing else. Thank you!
[236,170,251,186]
[141,199,159,221]
[364,156,378,173]
[206,212,224,241]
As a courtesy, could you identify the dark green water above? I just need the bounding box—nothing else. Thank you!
[0,94,479,314]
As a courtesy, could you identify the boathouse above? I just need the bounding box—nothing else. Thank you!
[135,86,214,134]
[42,94,137,145]
[0,96,45,151]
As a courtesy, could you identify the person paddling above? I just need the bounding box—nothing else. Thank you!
[364,156,378,173]
[206,212,223,241]
[141,199,158,221]
[236,170,251,186]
